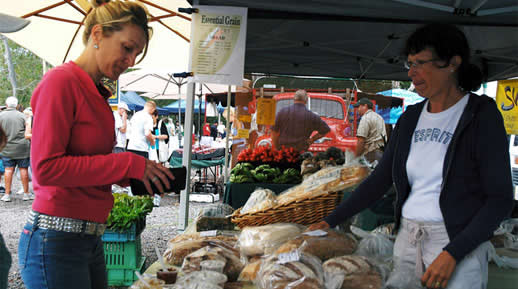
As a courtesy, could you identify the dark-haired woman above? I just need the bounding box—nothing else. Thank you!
[18,1,174,288]
[308,23,513,289]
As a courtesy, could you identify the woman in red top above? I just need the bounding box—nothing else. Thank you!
[18,1,173,288]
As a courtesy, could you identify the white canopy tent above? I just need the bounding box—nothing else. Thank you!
[2,0,191,70]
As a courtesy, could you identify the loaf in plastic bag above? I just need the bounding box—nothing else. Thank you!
[240,188,277,214]
[180,242,244,281]
[275,229,357,261]
[488,242,518,269]
[257,252,324,289]
[276,164,369,206]
[238,223,304,257]
[163,235,237,266]
[350,226,394,263]
[237,259,263,282]
[323,255,383,289]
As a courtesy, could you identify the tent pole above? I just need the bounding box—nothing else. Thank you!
[224,86,231,184]
[178,82,195,231]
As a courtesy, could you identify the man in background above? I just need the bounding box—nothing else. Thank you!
[127,101,156,158]
[113,102,130,153]
[0,97,32,202]
[353,97,387,163]
[272,89,330,151]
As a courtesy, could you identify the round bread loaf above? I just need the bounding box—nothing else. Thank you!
[323,255,382,289]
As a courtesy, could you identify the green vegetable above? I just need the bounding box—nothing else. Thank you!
[273,168,302,184]
[106,193,154,232]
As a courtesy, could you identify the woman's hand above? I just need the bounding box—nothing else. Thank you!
[141,159,175,195]
[421,251,457,288]
[306,221,330,232]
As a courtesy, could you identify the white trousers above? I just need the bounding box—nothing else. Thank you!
[390,218,489,289]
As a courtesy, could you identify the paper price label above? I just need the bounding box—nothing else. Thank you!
[200,230,218,237]
[237,129,250,139]
[277,250,300,264]
[238,114,252,123]
[303,230,328,237]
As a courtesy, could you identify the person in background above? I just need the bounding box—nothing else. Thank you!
[308,23,514,289]
[127,100,156,159]
[150,110,169,207]
[23,108,33,140]
[19,1,174,288]
[0,96,32,202]
[353,97,387,163]
[0,11,30,289]
[113,102,130,153]
[271,89,330,151]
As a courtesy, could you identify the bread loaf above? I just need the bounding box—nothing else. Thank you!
[259,260,321,289]
[163,235,237,266]
[181,242,244,281]
[238,223,303,257]
[238,259,262,282]
[276,230,357,261]
[323,255,382,289]
[240,188,277,215]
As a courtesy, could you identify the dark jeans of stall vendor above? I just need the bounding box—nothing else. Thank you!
[19,223,107,289]
[0,233,11,289]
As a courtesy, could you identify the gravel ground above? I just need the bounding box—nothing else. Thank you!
[0,177,218,289]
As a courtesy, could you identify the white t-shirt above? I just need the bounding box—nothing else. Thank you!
[127,110,153,152]
[402,94,469,222]
[113,111,127,148]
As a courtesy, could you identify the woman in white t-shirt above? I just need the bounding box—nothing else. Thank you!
[309,24,513,289]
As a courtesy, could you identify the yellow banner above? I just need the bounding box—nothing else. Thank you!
[237,129,249,139]
[496,79,518,135]
[238,114,251,123]
[256,98,276,125]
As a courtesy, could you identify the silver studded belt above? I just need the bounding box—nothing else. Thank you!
[27,210,106,236]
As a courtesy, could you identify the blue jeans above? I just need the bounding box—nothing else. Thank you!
[19,223,107,289]
[0,233,11,289]
[1,156,30,168]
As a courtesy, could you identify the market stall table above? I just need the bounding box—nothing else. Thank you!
[170,147,227,196]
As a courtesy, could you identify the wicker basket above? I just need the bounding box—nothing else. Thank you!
[230,190,344,228]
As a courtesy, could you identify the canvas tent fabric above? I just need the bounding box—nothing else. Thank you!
[377,89,425,108]
[120,91,170,115]
[163,99,224,114]
[190,0,518,82]
[3,1,190,70]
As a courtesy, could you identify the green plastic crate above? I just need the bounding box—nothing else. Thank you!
[104,238,142,269]
[107,256,145,286]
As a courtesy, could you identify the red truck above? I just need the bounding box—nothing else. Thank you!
[253,89,403,154]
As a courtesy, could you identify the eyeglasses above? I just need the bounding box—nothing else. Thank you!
[404,58,439,70]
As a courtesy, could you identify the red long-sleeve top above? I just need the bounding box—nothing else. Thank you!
[31,62,146,223]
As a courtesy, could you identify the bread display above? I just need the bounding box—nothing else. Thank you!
[276,165,369,206]
[238,223,303,257]
[237,259,263,282]
[181,242,244,281]
[240,188,277,214]
[163,235,237,266]
[257,253,324,289]
[323,255,382,289]
[275,230,357,261]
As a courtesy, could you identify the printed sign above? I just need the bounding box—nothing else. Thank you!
[496,79,518,135]
[277,250,300,264]
[256,98,276,125]
[190,6,247,86]
[237,129,250,139]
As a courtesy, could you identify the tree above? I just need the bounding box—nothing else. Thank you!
[0,37,45,109]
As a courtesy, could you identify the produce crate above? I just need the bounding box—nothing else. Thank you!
[107,256,146,286]
[102,217,146,242]
[104,238,142,269]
